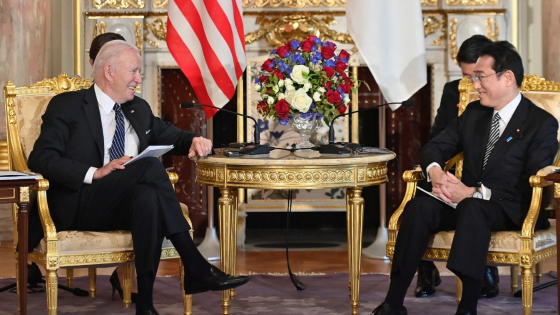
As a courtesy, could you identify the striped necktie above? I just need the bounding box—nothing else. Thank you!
[482,113,500,170]
[110,103,125,161]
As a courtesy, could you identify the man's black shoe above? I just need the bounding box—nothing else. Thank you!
[371,302,407,315]
[184,265,249,295]
[414,262,441,297]
[479,266,499,298]
[455,309,473,315]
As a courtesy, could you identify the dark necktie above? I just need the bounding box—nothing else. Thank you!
[110,103,125,161]
[483,113,500,170]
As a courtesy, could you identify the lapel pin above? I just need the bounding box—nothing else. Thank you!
[130,110,135,114]
[507,136,513,142]
[516,128,522,138]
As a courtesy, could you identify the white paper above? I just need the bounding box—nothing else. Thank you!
[416,186,457,209]
[123,145,174,166]
[0,171,38,180]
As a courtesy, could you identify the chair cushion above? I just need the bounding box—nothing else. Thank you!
[427,224,556,253]
[15,94,54,159]
[34,230,175,255]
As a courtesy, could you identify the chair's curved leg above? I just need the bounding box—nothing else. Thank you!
[122,264,132,307]
[66,268,74,287]
[88,268,96,298]
[455,276,462,304]
[46,269,58,315]
[179,260,192,315]
[511,266,519,294]
[521,266,533,315]
[535,262,542,283]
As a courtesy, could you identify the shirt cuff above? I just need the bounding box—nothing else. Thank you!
[425,162,442,182]
[480,183,491,200]
[84,167,96,184]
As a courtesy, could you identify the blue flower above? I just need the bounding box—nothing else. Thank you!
[313,37,322,45]
[270,49,276,55]
[291,54,305,65]
[253,77,260,84]
[279,117,290,125]
[311,45,318,52]
[341,57,348,63]
[325,60,336,67]
[290,40,300,50]
[285,52,292,58]
[310,57,319,64]
[257,119,269,132]
[313,52,323,60]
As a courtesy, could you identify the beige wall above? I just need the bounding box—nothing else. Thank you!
[542,0,560,82]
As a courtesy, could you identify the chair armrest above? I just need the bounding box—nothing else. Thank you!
[34,178,59,241]
[388,169,425,231]
[167,171,179,185]
[520,173,554,238]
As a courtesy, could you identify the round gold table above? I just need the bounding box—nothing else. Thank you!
[194,149,396,315]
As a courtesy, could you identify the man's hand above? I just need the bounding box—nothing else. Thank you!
[445,172,475,203]
[429,166,453,203]
[93,156,132,180]
[188,136,213,158]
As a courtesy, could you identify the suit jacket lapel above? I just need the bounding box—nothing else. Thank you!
[482,97,529,174]
[471,107,493,176]
[122,100,149,152]
[83,86,104,162]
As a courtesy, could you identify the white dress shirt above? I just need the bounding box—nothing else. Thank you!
[84,85,140,183]
[426,92,522,200]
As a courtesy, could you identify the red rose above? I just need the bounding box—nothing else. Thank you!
[325,41,337,49]
[337,104,347,115]
[301,40,314,53]
[261,58,275,72]
[340,72,354,86]
[334,60,348,73]
[272,69,284,80]
[276,45,290,58]
[338,82,351,94]
[321,46,336,60]
[326,90,342,106]
[324,81,333,90]
[323,66,335,78]
[338,49,350,61]
[257,101,269,114]
[259,75,268,83]
[275,99,290,120]
[307,34,317,41]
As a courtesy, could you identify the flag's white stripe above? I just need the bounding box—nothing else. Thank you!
[217,0,246,71]
[192,0,237,85]
[168,0,229,106]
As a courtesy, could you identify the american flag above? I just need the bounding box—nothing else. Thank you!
[167,0,246,117]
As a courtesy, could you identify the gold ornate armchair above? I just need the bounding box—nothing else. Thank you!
[4,74,193,315]
[387,75,559,315]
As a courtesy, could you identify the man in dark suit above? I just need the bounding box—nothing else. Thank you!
[415,35,501,299]
[28,40,249,315]
[372,41,558,315]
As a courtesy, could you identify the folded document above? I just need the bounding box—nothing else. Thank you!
[123,145,174,166]
[416,186,457,209]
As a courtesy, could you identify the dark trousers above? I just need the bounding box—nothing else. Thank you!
[391,197,519,286]
[71,157,191,276]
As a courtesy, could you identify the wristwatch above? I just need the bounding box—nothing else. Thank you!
[472,182,483,199]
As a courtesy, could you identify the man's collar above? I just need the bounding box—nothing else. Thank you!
[494,92,521,124]
[94,84,117,114]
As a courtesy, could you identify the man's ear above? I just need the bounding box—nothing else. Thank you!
[502,70,516,87]
[104,63,113,83]
[89,59,94,67]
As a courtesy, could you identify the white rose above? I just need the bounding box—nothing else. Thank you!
[313,92,321,102]
[303,82,312,92]
[288,88,313,113]
[254,84,261,91]
[290,65,310,85]
[318,87,326,93]
[284,78,293,86]
[278,79,285,87]
[343,94,350,104]
[273,85,279,93]
[285,84,295,92]
[285,90,296,104]
[267,97,274,105]
[277,93,286,100]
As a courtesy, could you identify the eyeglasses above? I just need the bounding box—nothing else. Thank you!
[471,71,504,83]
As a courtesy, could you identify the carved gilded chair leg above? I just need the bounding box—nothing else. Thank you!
[122,264,132,307]
[88,268,96,298]
[535,262,542,283]
[455,276,462,304]
[511,266,519,295]
[521,266,533,315]
[66,268,74,287]
[180,259,192,315]
[46,269,58,315]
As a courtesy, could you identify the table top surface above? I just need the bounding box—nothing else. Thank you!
[193,148,396,166]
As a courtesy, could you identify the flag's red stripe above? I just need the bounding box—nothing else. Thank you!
[167,21,218,118]
[177,0,235,99]
[231,0,246,53]
[205,0,242,77]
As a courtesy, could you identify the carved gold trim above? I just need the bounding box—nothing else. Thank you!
[555,183,560,199]
[93,0,145,9]
[20,186,29,203]
[134,21,143,54]
[153,0,168,9]
[421,0,438,6]
[485,17,498,41]
[449,18,458,64]
[245,13,353,47]
[520,74,560,92]
[144,18,167,48]
[242,0,346,8]
[424,15,447,46]
[446,0,499,5]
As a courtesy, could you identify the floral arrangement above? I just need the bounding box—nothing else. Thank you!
[253,35,357,125]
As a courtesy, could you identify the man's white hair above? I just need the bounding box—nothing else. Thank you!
[92,40,139,79]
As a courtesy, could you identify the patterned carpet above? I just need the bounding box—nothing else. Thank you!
[0,273,556,314]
